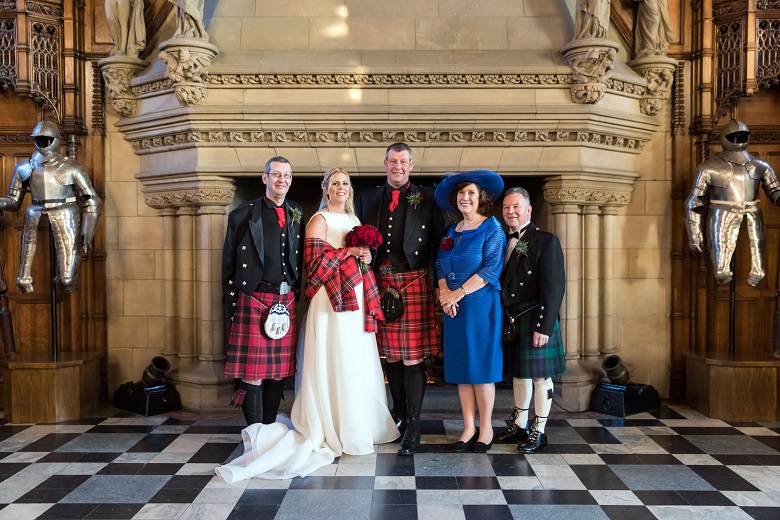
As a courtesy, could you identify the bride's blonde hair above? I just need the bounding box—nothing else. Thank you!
[319,167,355,214]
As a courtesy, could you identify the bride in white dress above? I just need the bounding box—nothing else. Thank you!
[216,167,399,482]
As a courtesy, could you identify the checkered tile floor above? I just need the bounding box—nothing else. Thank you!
[0,402,779,519]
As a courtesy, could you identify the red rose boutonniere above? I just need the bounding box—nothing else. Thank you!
[440,236,454,251]
[407,191,423,209]
[345,224,383,270]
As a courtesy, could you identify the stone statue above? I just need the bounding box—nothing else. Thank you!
[634,0,674,59]
[685,120,780,286]
[169,0,209,40]
[0,122,101,293]
[105,0,146,57]
[574,0,611,39]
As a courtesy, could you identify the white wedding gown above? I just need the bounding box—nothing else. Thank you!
[216,211,399,482]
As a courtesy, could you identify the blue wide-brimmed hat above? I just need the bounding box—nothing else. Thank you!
[434,170,504,212]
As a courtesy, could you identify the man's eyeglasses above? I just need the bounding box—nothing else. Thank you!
[267,171,292,180]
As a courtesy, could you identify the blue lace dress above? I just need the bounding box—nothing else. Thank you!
[435,217,506,384]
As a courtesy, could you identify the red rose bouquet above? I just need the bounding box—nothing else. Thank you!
[345,224,383,270]
[440,236,454,251]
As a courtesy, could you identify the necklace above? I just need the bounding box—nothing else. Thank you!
[458,217,485,233]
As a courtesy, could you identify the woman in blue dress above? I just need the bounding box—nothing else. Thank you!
[434,170,505,453]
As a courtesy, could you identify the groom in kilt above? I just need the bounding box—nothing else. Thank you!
[222,156,303,426]
[355,142,445,455]
[498,187,566,453]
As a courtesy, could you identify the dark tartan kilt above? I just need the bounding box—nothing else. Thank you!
[503,302,565,380]
[225,291,297,380]
[377,268,440,360]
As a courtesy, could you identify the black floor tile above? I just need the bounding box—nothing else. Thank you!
[371,503,417,520]
[38,452,83,463]
[488,454,536,476]
[743,506,780,520]
[553,444,596,454]
[503,490,598,505]
[673,427,745,436]
[83,503,145,519]
[136,463,183,475]
[185,425,243,434]
[39,475,91,489]
[648,435,704,454]
[713,454,764,465]
[602,505,656,520]
[236,489,287,505]
[88,425,157,434]
[571,465,619,478]
[77,452,123,463]
[161,475,213,489]
[651,407,686,419]
[371,489,417,504]
[416,476,459,489]
[463,504,514,520]
[598,418,629,427]
[97,463,145,475]
[701,477,760,491]
[758,455,780,466]
[148,487,203,503]
[600,454,644,464]
[38,503,100,519]
[419,420,447,435]
[572,427,621,444]
[632,490,688,505]
[578,476,629,490]
[20,433,80,452]
[16,487,74,503]
[677,490,735,506]
[227,504,279,520]
[755,437,780,452]
[456,476,500,489]
[635,454,683,465]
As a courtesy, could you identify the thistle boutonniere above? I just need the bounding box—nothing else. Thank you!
[289,207,303,224]
[407,191,423,209]
[514,239,529,256]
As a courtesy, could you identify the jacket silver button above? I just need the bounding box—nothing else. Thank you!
[541,306,545,310]
[519,282,523,286]
[242,264,247,268]
[528,270,532,275]
[242,246,247,250]
[511,293,515,297]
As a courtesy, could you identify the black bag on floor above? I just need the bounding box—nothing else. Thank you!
[113,381,182,416]
[590,382,661,416]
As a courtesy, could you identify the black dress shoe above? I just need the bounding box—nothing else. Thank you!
[452,431,479,452]
[473,436,494,453]
[517,430,548,454]
[495,423,529,444]
[398,416,420,456]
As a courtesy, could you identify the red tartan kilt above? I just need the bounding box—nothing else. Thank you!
[377,269,439,360]
[225,291,297,380]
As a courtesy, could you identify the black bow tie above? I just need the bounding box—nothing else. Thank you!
[507,231,519,239]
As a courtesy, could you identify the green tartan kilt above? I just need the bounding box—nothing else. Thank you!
[502,302,565,379]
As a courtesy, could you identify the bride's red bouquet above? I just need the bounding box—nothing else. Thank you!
[345,224,383,270]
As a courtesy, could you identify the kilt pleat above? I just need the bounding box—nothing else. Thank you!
[225,291,297,380]
[377,269,439,360]
[503,303,565,379]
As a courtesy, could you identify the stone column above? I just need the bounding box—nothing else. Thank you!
[140,180,236,409]
[583,205,602,362]
[599,206,619,356]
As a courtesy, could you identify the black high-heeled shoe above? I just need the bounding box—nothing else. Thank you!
[452,430,479,452]
[473,435,494,453]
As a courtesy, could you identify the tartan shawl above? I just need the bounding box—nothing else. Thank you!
[304,237,385,332]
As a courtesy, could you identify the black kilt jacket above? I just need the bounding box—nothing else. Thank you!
[501,222,566,378]
[355,182,445,270]
[222,198,304,319]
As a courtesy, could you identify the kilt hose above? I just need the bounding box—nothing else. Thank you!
[225,291,297,380]
[377,268,440,360]
[503,301,565,380]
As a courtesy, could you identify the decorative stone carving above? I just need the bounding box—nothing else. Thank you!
[98,55,148,117]
[158,38,218,106]
[143,188,235,209]
[543,187,633,206]
[169,0,209,41]
[561,39,619,104]
[629,55,677,116]
[126,129,648,153]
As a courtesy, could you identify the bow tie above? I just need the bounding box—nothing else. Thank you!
[507,231,519,239]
